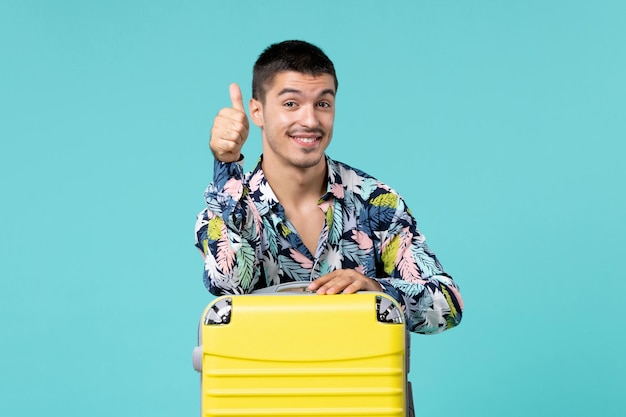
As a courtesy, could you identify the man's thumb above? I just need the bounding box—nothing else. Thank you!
[229,83,245,112]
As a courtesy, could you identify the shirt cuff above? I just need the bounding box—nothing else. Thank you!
[212,155,245,191]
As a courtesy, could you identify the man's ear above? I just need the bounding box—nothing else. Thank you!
[249,98,263,128]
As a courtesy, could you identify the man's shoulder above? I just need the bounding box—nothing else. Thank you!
[326,156,401,199]
[327,156,377,182]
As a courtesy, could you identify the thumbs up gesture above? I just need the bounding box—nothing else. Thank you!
[209,83,250,163]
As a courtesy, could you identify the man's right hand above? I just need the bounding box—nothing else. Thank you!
[209,83,250,163]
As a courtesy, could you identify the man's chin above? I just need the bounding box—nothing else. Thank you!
[290,154,326,170]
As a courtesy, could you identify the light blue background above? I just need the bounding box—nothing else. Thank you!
[1,1,624,416]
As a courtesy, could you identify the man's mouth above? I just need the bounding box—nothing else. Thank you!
[290,136,320,144]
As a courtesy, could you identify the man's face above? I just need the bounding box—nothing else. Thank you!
[250,71,336,170]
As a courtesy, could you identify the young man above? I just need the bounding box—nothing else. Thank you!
[194,40,463,334]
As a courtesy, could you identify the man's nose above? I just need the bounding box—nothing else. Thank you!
[299,105,318,127]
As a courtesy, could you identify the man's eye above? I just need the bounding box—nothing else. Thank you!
[317,102,331,108]
[284,101,297,107]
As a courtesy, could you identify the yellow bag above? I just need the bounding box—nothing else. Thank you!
[193,282,414,417]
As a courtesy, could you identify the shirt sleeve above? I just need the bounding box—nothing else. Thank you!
[374,197,464,334]
[194,157,262,295]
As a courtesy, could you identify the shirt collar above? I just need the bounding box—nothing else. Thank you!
[246,156,279,216]
[247,155,345,215]
[322,156,345,202]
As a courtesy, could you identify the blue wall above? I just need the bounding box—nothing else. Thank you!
[1,1,624,416]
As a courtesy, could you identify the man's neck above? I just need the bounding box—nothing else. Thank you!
[261,157,327,209]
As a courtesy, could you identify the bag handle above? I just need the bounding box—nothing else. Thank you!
[251,281,313,294]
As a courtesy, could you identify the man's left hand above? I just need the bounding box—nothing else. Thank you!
[308,270,383,295]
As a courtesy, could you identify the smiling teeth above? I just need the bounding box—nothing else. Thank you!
[294,137,316,143]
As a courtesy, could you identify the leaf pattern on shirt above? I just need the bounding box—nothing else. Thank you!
[328,202,343,245]
[236,241,256,290]
[216,235,236,274]
[195,155,463,334]
[382,235,400,275]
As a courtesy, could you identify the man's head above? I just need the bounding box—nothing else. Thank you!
[252,40,338,103]
[248,41,337,172]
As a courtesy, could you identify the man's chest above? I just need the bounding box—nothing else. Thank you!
[282,207,326,256]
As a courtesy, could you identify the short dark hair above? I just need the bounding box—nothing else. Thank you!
[252,40,338,102]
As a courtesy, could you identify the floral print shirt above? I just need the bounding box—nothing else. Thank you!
[194,155,463,334]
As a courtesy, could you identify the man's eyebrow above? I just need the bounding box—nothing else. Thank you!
[277,88,336,97]
[277,88,301,96]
